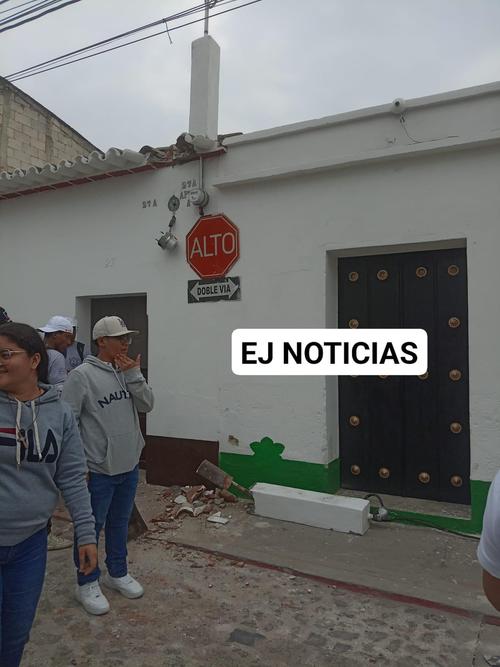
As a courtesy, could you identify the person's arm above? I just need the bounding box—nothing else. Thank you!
[61,369,86,424]
[478,471,500,612]
[47,349,67,387]
[483,570,500,612]
[115,354,154,413]
[124,367,154,413]
[54,407,97,575]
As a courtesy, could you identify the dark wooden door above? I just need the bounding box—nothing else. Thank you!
[338,249,470,504]
[90,295,149,467]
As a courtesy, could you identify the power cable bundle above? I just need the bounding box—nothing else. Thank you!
[0,0,81,34]
[4,0,263,82]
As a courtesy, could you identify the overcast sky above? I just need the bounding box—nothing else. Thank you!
[1,0,499,151]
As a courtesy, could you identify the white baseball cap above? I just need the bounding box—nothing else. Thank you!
[38,315,74,334]
[92,316,139,341]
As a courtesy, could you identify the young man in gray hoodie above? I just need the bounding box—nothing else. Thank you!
[62,316,154,615]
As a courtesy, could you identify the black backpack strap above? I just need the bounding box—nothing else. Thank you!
[77,341,85,363]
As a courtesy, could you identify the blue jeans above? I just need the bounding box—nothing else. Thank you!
[74,466,139,586]
[0,528,47,667]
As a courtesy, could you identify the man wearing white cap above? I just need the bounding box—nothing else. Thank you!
[62,316,154,616]
[38,315,74,390]
[64,319,91,373]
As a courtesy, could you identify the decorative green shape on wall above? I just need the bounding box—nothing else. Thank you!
[219,436,340,495]
[250,436,285,459]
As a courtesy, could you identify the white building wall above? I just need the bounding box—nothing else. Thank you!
[2,84,500,480]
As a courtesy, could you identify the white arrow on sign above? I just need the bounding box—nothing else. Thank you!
[190,277,239,301]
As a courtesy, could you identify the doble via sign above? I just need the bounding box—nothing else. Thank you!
[188,276,241,303]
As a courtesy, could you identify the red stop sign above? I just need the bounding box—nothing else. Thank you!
[186,214,240,278]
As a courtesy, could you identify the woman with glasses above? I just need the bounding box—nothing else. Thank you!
[0,322,97,667]
[62,316,154,616]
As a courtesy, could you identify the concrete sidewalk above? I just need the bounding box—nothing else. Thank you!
[136,477,495,619]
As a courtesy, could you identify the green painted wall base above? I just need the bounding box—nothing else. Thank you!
[219,437,490,535]
[388,479,490,535]
[220,437,340,496]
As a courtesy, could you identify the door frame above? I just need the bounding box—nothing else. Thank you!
[325,239,468,501]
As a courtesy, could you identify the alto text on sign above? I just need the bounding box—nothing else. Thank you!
[186,214,240,278]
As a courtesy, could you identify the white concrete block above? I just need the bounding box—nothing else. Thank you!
[251,483,370,535]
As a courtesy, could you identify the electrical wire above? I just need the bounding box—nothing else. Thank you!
[0,0,43,16]
[7,0,215,78]
[1,2,67,29]
[364,493,479,540]
[399,112,459,144]
[0,0,62,24]
[387,511,480,540]
[7,0,262,82]
[0,0,81,33]
[399,114,423,144]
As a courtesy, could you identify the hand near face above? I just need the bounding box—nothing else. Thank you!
[114,353,141,371]
[78,543,98,575]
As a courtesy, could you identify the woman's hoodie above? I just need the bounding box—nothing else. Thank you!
[61,356,154,476]
[0,384,96,547]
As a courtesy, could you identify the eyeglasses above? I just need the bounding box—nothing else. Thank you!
[108,336,132,345]
[0,349,25,361]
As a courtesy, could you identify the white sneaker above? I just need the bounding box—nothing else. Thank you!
[75,581,110,615]
[102,573,144,599]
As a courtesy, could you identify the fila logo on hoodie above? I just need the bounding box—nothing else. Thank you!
[0,427,59,463]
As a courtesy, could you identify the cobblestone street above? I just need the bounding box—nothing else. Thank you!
[23,532,498,667]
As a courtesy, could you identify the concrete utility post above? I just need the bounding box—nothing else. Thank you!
[188,1,220,142]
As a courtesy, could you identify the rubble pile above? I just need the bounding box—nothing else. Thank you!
[151,484,237,529]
